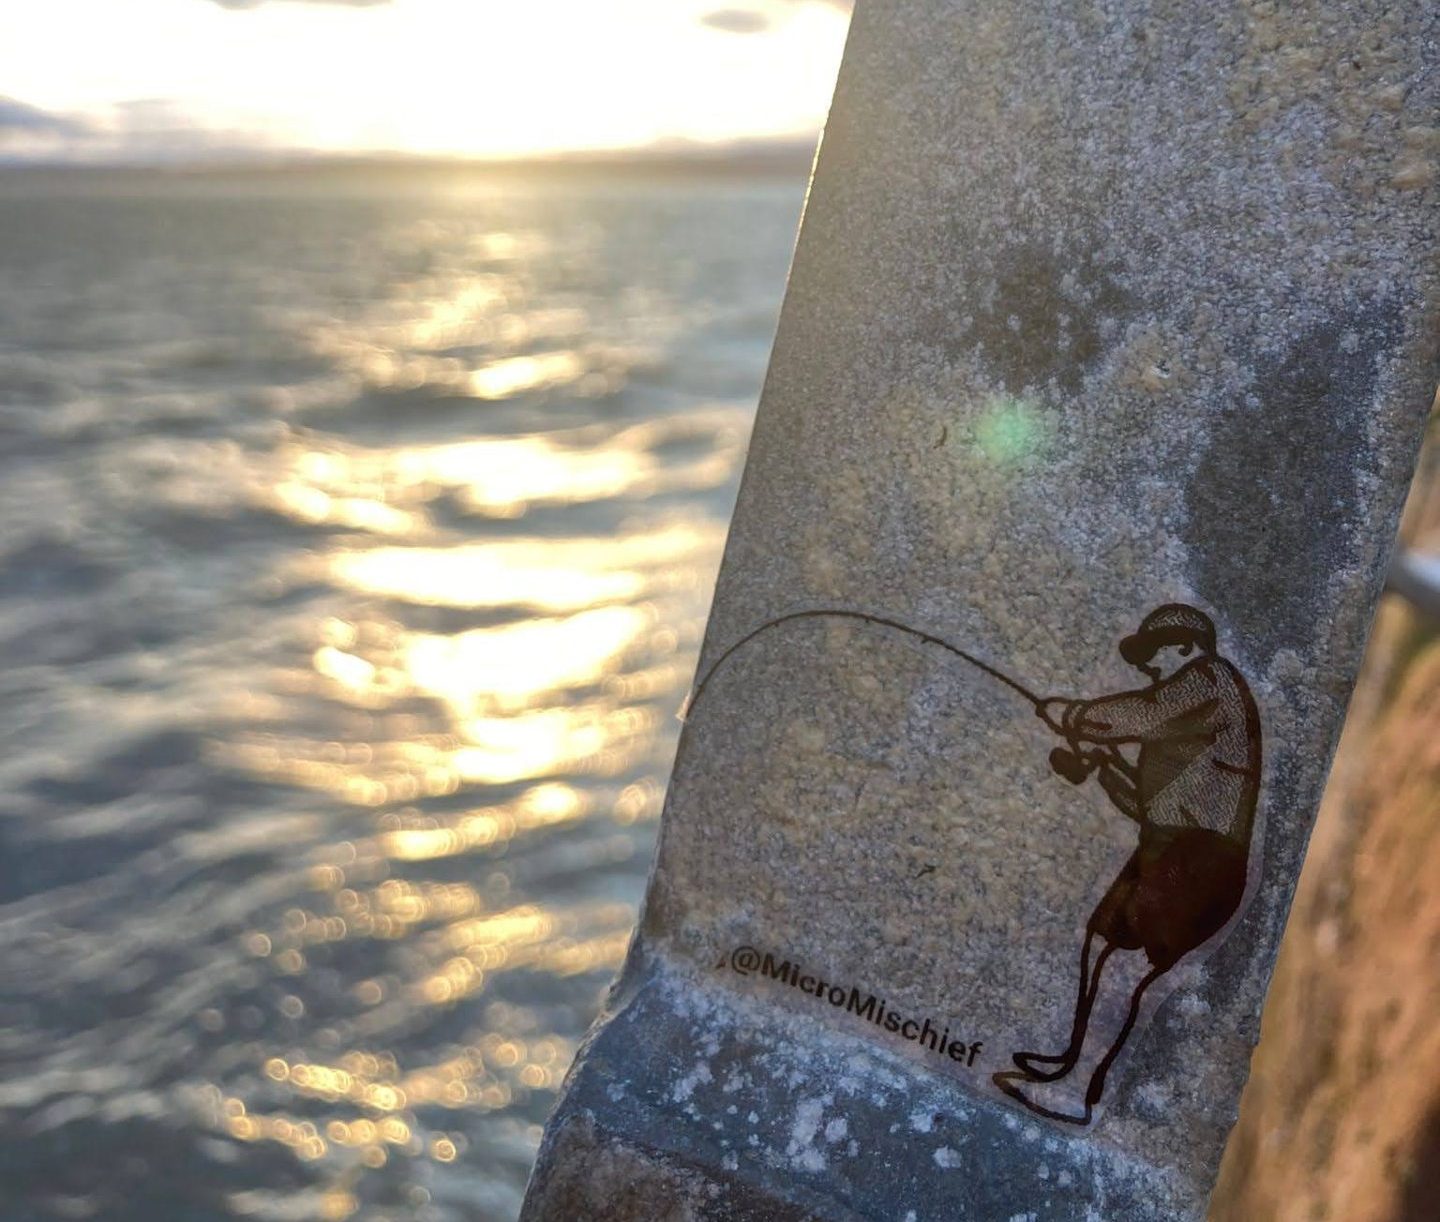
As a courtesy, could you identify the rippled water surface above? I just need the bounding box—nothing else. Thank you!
[0,168,804,1221]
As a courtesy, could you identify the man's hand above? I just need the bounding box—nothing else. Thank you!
[1037,698,1071,734]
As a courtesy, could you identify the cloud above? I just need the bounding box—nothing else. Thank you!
[702,1,851,36]
[702,8,773,34]
[0,97,284,165]
[0,96,91,138]
[97,98,282,161]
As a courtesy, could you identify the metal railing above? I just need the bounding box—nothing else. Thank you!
[1387,549,1440,621]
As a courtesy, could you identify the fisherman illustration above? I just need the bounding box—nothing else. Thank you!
[993,603,1262,1125]
[687,599,1261,1127]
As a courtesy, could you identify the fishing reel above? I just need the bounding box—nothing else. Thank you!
[1049,743,1103,785]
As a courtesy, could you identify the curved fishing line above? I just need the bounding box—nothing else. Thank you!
[683,608,1045,719]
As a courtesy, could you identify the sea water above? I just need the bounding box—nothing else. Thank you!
[0,165,803,1222]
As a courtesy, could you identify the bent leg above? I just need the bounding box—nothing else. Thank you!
[994,947,1157,1125]
[1084,963,1165,1108]
[1012,933,1114,1081]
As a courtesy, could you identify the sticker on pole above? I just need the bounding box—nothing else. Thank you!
[670,601,1262,1127]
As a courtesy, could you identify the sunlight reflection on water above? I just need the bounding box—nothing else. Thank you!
[0,170,804,1221]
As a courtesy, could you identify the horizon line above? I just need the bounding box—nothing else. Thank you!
[0,136,821,176]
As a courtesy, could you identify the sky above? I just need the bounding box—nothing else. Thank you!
[0,0,852,163]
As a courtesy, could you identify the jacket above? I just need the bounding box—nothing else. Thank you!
[1061,656,1261,845]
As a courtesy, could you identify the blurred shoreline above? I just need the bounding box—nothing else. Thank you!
[0,139,821,193]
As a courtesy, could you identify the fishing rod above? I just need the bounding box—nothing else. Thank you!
[682,607,1117,790]
[685,608,1044,714]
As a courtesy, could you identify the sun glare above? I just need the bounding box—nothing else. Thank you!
[0,0,851,160]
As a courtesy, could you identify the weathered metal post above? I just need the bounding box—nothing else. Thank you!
[523,2,1439,1217]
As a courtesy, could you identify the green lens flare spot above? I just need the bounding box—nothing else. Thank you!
[975,396,1045,465]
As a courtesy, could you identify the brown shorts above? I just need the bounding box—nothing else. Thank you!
[1088,827,1248,970]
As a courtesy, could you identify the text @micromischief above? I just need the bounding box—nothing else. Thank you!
[723,946,983,1068]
